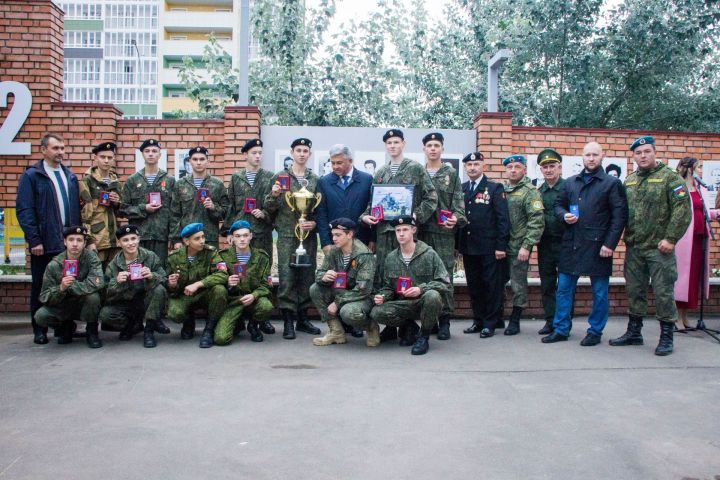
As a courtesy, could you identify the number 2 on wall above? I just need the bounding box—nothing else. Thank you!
[0,81,32,155]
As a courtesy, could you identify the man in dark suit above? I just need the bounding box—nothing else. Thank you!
[457,152,510,337]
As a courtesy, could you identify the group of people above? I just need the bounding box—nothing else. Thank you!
[15,129,701,356]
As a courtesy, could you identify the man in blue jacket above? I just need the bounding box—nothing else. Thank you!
[16,133,81,344]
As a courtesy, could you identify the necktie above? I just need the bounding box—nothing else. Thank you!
[53,170,70,226]
[471,181,477,192]
[342,175,350,188]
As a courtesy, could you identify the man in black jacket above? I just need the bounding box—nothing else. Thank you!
[457,152,510,337]
[542,142,628,346]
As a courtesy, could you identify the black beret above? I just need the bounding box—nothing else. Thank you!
[189,146,209,156]
[329,217,357,231]
[139,139,160,150]
[116,225,140,239]
[291,138,312,149]
[390,216,415,227]
[383,129,404,142]
[462,152,485,163]
[63,225,87,238]
[422,132,444,145]
[241,138,263,153]
[92,142,116,154]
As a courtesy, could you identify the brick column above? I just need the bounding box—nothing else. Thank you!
[223,105,262,177]
[473,111,513,176]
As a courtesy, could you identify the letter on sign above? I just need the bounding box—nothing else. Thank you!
[0,81,32,155]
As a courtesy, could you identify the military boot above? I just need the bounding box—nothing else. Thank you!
[57,321,76,344]
[282,309,296,340]
[504,307,522,336]
[411,333,430,355]
[260,320,276,334]
[118,320,136,341]
[154,318,171,334]
[233,318,246,337]
[143,321,157,348]
[247,321,264,342]
[33,325,49,345]
[199,319,217,348]
[399,321,420,346]
[86,322,102,349]
[437,317,451,340]
[654,322,674,356]
[313,318,347,346]
[609,315,644,346]
[379,326,398,343]
[538,319,554,335]
[296,309,321,335]
[180,319,196,340]
[366,320,380,347]
[342,320,364,338]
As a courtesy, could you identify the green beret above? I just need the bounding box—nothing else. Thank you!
[181,223,204,238]
[422,132,444,145]
[502,155,526,166]
[139,139,160,150]
[291,138,312,149]
[383,129,404,142]
[537,149,562,166]
[462,152,485,163]
[629,136,655,151]
[390,216,415,227]
[116,225,140,239]
[92,142,116,155]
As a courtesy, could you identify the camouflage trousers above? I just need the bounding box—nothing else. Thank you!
[537,236,562,320]
[98,285,167,330]
[141,240,169,267]
[167,285,228,323]
[509,256,530,308]
[309,283,373,329]
[214,295,274,345]
[276,235,317,311]
[374,230,399,288]
[35,293,102,328]
[624,246,679,323]
[370,289,443,333]
[418,230,456,317]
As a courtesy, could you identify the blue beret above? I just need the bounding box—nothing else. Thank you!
[537,148,562,165]
[116,224,140,239]
[241,138,263,153]
[502,155,526,166]
[181,223,204,238]
[189,146,209,156]
[139,139,160,150]
[462,152,485,163]
[629,135,655,151]
[291,138,312,149]
[229,220,252,234]
[390,215,415,227]
[422,132,444,145]
[92,142,116,154]
[329,217,356,231]
[383,129,404,142]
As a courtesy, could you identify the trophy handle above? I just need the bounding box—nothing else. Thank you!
[311,192,322,213]
[295,223,309,242]
[284,191,295,211]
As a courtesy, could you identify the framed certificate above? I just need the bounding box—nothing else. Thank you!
[370,184,414,221]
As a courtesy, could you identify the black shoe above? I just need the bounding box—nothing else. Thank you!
[154,319,171,334]
[609,316,644,346]
[343,321,364,338]
[479,328,494,338]
[463,323,482,334]
[143,329,157,348]
[504,320,520,336]
[538,320,554,335]
[655,322,674,356]
[399,322,420,347]
[541,331,569,343]
[282,310,296,340]
[33,327,49,345]
[580,333,601,346]
[437,320,451,340]
[411,335,429,355]
[180,319,196,340]
[247,321,264,342]
[296,310,321,335]
[430,323,439,334]
[199,326,215,348]
[86,323,102,349]
[379,326,398,343]
[260,320,275,334]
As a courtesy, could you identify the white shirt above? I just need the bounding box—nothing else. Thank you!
[44,161,69,226]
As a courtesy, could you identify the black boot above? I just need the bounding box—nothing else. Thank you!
[33,325,49,345]
[143,323,157,348]
[504,307,522,336]
[57,321,77,344]
[430,323,439,334]
[180,319,196,340]
[342,320,364,338]
[655,322,674,356]
[399,321,420,346]
[247,321,264,342]
[260,320,275,334]
[199,319,217,348]
[86,322,102,349]
[538,319,554,335]
[379,326,398,343]
[296,309,321,335]
[411,333,430,355]
[233,318,246,337]
[154,319,171,334]
[130,318,144,336]
[609,315,644,346]
[463,321,482,334]
[282,309,296,340]
[437,318,451,340]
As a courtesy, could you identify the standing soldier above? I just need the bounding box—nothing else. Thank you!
[166,223,229,348]
[99,225,168,348]
[119,138,175,266]
[503,155,545,335]
[35,226,104,348]
[214,220,274,346]
[170,146,229,250]
[418,132,466,340]
[309,218,378,347]
[536,149,566,335]
[610,136,691,355]
[79,142,122,268]
[265,138,322,339]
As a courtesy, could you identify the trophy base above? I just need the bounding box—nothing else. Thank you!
[290,253,312,268]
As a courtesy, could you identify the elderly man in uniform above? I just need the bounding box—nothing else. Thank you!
[99,225,168,348]
[610,136,691,355]
[370,216,451,355]
[166,223,229,348]
[310,218,378,347]
[503,154,545,335]
[35,226,104,348]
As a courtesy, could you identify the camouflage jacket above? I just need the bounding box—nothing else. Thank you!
[170,174,229,243]
[265,168,320,238]
[218,247,272,300]
[166,245,228,297]
[104,246,166,303]
[624,162,691,249]
[39,249,105,306]
[377,240,451,301]
[119,169,175,242]
[79,166,122,250]
[420,163,467,235]
[538,177,566,239]
[315,239,375,308]
[224,168,275,235]
[505,176,545,255]
[364,158,438,235]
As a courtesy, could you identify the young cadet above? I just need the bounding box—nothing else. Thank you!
[370,216,451,355]
[99,225,168,348]
[309,218,378,347]
[120,138,176,266]
[35,226,104,348]
[214,220,273,346]
[79,142,122,268]
[166,223,229,348]
[170,146,229,249]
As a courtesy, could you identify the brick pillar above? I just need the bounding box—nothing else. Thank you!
[473,111,513,176]
[223,105,262,177]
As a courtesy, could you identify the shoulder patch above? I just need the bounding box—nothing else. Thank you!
[532,200,544,211]
[672,184,688,198]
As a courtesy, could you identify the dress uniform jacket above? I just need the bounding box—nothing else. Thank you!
[457,175,510,256]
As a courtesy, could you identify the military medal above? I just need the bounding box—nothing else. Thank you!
[475,193,482,204]
[483,188,490,204]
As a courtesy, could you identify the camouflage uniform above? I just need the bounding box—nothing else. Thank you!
[537,178,565,321]
[35,249,104,328]
[225,168,275,263]
[214,247,273,345]
[309,239,375,329]
[624,162,691,323]
[119,169,175,265]
[99,247,167,331]
[370,240,451,333]
[79,166,122,267]
[505,176,545,308]
[170,175,229,247]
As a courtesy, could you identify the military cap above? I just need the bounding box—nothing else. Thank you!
[383,129,404,142]
[180,223,204,238]
[390,215,416,227]
[537,148,562,166]
[291,138,312,149]
[229,220,252,234]
[63,225,87,238]
[92,142,116,155]
[329,217,356,231]
[241,138,263,153]
[189,146,209,156]
[462,152,485,163]
[116,224,140,239]
[629,135,655,151]
[502,154,527,166]
[422,132,444,145]
[139,139,160,151]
